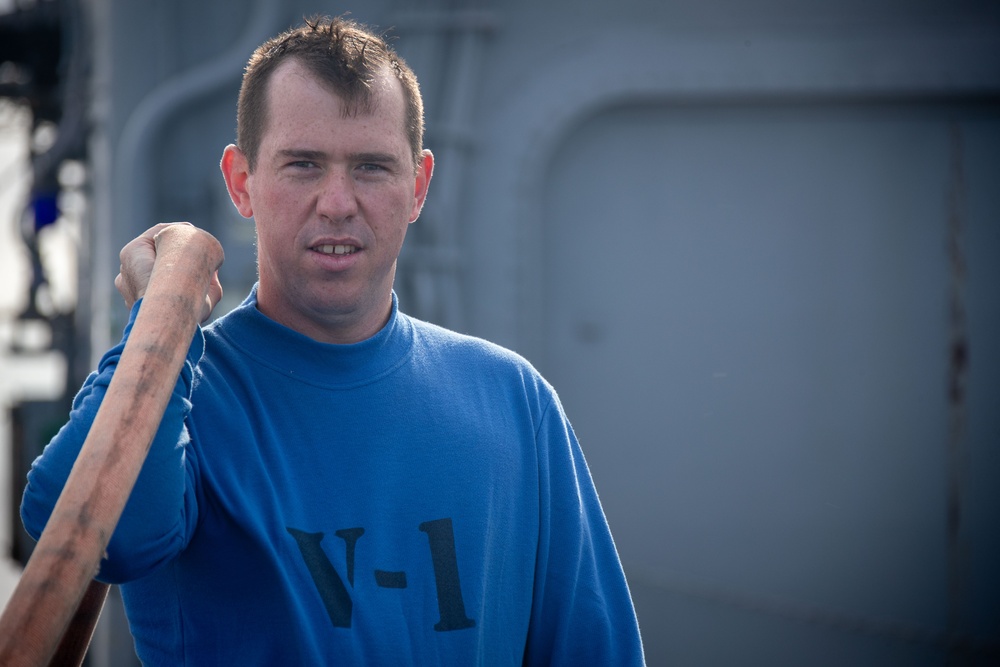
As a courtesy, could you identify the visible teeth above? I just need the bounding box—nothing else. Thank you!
[317,245,356,255]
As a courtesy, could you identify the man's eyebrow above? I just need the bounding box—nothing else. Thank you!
[277,148,327,161]
[350,152,400,165]
[276,149,401,166]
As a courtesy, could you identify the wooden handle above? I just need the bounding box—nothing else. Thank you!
[46,580,110,667]
[0,225,223,666]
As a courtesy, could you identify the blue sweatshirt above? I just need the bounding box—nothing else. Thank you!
[22,289,644,665]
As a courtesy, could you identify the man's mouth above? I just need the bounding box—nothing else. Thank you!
[314,244,358,255]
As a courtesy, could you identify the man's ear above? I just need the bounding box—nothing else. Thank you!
[221,144,254,219]
[408,150,434,223]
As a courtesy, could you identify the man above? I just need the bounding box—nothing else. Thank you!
[22,16,645,665]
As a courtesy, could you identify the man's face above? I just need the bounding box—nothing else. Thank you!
[223,59,432,343]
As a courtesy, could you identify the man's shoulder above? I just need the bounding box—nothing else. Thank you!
[405,314,543,378]
[403,315,560,415]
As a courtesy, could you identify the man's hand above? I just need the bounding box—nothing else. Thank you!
[115,222,224,323]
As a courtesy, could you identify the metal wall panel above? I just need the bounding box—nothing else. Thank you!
[539,101,1000,664]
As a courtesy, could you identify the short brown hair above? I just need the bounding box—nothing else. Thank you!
[237,15,424,172]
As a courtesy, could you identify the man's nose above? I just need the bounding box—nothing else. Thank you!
[317,170,359,221]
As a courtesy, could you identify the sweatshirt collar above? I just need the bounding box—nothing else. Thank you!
[207,286,414,388]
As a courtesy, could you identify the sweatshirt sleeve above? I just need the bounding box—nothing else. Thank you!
[20,298,204,584]
[524,389,646,666]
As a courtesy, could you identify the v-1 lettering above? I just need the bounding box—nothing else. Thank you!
[287,517,476,632]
